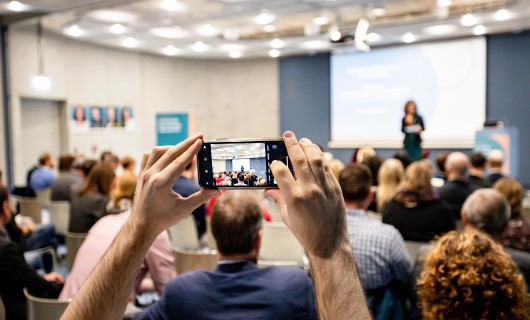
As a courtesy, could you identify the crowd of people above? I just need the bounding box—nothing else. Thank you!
[212,170,267,187]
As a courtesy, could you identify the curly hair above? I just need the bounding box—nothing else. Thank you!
[418,231,530,320]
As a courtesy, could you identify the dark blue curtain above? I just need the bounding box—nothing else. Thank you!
[225,160,232,172]
[250,157,266,177]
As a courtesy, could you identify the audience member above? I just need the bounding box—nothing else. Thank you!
[0,184,64,320]
[120,156,136,176]
[136,191,317,319]
[376,158,404,213]
[352,146,376,164]
[418,231,529,319]
[494,178,530,252]
[437,152,479,220]
[234,173,247,186]
[50,153,83,202]
[80,159,97,178]
[468,152,492,188]
[171,161,207,238]
[109,173,137,213]
[487,149,506,184]
[383,161,454,241]
[393,150,412,169]
[339,164,411,318]
[60,173,175,301]
[69,163,115,233]
[29,152,56,193]
[433,152,448,181]
[328,158,345,180]
[361,155,383,186]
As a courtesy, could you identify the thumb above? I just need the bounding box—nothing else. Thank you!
[183,189,221,212]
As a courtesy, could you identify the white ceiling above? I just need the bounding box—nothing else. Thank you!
[211,143,265,159]
[4,0,530,59]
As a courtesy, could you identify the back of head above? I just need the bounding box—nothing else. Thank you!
[399,161,433,192]
[112,173,137,208]
[121,156,136,171]
[488,150,505,168]
[79,163,115,196]
[361,156,383,186]
[418,231,529,319]
[463,188,510,235]
[0,184,8,215]
[435,152,449,174]
[58,153,75,172]
[445,152,470,178]
[329,159,345,181]
[355,146,376,164]
[470,152,487,169]
[82,159,98,177]
[378,159,404,188]
[493,178,524,218]
[211,191,263,256]
[238,173,245,182]
[38,152,52,166]
[339,164,372,202]
[393,151,412,169]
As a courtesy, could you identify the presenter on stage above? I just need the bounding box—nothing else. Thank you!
[401,100,425,161]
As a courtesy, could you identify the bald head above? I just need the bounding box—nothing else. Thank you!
[445,152,470,179]
[462,188,510,236]
[488,150,504,169]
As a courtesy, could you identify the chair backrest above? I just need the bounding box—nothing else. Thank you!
[24,288,69,320]
[47,201,70,235]
[65,232,88,272]
[36,189,51,208]
[259,222,305,266]
[168,215,200,250]
[19,199,42,223]
[173,248,217,275]
[404,241,428,262]
[23,246,58,274]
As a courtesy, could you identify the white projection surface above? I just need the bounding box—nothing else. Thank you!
[330,37,486,148]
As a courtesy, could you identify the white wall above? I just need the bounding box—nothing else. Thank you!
[8,26,279,185]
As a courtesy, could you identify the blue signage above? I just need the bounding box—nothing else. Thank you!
[156,113,189,146]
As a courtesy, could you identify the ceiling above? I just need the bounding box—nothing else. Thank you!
[211,143,265,159]
[3,0,530,59]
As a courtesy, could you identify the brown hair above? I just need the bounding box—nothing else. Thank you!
[58,153,75,172]
[339,164,372,202]
[418,231,530,319]
[38,152,52,166]
[78,163,115,196]
[112,173,137,209]
[398,161,433,192]
[494,178,524,219]
[0,184,8,216]
[404,100,417,115]
[121,156,136,170]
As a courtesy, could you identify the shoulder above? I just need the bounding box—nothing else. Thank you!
[164,270,210,295]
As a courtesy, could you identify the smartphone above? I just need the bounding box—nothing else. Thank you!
[197,138,290,189]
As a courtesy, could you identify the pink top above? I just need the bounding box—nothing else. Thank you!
[60,210,175,300]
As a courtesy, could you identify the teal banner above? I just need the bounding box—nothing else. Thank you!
[156,113,188,146]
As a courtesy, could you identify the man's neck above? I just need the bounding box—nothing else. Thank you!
[218,253,257,262]
[469,168,485,178]
[344,201,367,211]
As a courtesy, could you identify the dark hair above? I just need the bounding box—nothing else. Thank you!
[393,151,412,169]
[0,184,8,215]
[100,151,113,162]
[435,152,449,173]
[38,153,52,166]
[82,159,98,177]
[58,154,75,172]
[211,192,263,256]
[361,156,383,186]
[238,173,245,182]
[470,153,487,169]
[78,163,115,196]
[339,164,372,201]
[121,156,135,170]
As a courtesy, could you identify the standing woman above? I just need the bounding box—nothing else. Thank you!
[401,100,425,161]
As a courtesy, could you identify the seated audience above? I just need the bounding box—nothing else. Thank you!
[487,149,506,184]
[328,158,345,180]
[494,178,530,252]
[376,158,404,213]
[361,155,383,186]
[80,159,97,178]
[433,152,448,181]
[339,164,411,318]
[29,152,56,193]
[120,156,136,176]
[100,151,120,172]
[68,163,115,233]
[135,191,317,319]
[393,150,412,169]
[352,146,376,164]
[0,185,64,320]
[234,173,247,186]
[468,152,492,188]
[60,173,174,301]
[50,153,83,202]
[383,161,454,241]
[418,231,529,319]
[437,152,479,220]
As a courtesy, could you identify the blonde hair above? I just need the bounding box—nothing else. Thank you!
[398,161,433,192]
[356,146,376,164]
[112,173,137,209]
[329,159,345,180]
[376,159,404,212]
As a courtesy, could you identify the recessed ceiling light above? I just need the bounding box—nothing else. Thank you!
[402,32,416,43]
[366,32,381,42]
[254,10,275,25]
[163,45,179,56]
[423,24,458,35]
[110,24,126,35]
[312,16,329,26]
[7,1,25,12]
[192,41,210,52]
[122,37,139,48]
[65,24,83,37]
[371,8,386,17]
[473,25,486,35]
[299,40,330,50]
[269,49,280,58]
[88,9,138,24]
[494,9,511,21]
[197,24,218,36]
[229,51,242,59]
[150,26,188,39]
[460,13,477,26]
[329,25,341,41]
[270,38,284,49]
[262,24,276,33]
[159,0,186,12]
[436,0,453,7]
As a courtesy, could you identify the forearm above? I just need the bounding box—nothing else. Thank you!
[310,236,372,320]
[61,218,157,320]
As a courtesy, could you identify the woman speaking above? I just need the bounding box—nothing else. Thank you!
[401,100,424,161]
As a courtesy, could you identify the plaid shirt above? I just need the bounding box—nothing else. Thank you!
[346,208,411,290]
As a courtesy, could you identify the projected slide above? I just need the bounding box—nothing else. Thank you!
[330,37,486,148]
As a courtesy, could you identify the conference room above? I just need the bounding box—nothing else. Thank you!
[1,0,530,319]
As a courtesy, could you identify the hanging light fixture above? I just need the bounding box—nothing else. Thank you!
[31,21,52,92]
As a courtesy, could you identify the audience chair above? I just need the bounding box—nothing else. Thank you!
[18,199,42,223]
[46,201,70,235]
[0,293,5,320]
[36,189,51,208]
[168,215,200,250]
[23,288,69,320]
[24,246,58,274]
[65,232,88,272]
[258,222,306,268]
[173,248,218,275]
[404,240,428,262]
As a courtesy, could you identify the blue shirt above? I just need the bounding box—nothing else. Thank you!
[29,167,55,192]
[346,208,411,290]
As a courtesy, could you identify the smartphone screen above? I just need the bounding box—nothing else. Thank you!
[197,139,289,189]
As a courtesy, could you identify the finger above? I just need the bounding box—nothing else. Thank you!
[264,189,290,226]
[270,160,297,195]
[152,133,203,172]
[139,152,150,174]
[162,139,203,184]
[282,131,315,184]
[179,188,221,213]
[144,146,171,171]
[299,138,327,186]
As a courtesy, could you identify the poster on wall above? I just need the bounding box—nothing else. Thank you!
[156,113,189,146]
[70,105,135,133]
